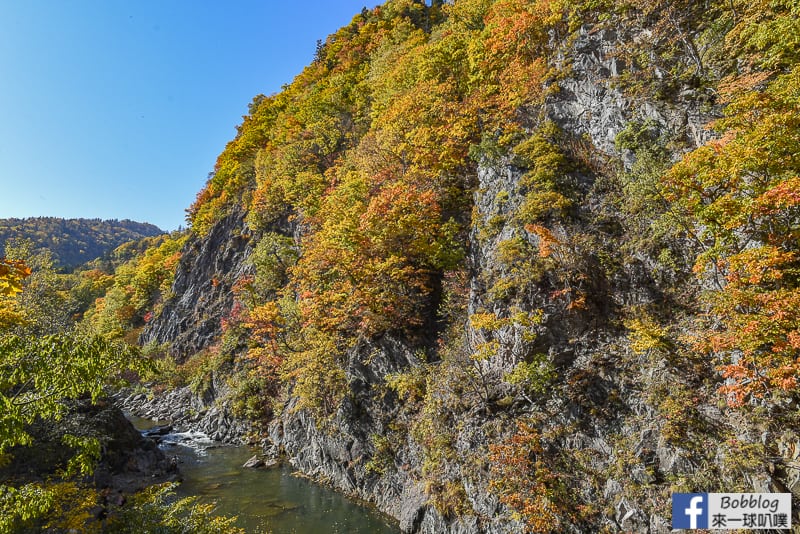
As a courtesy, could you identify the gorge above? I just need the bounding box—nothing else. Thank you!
[2,0,799,532]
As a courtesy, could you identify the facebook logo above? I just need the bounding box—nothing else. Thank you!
[673,493,708,529]
[673,492,792,529]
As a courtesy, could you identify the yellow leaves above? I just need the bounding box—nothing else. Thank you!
[470,308,543,334]
[0,259,30,297]
[81,233,187,339]
[519,190,573,226]
[373,78,473,177]
[0,259,31,332]
[360,180,442,262]
[659,60,800,408]
[290,158,461,338]
[469,311,505,332]
[624,313,670,355]
[189,95,282,234]
[469,308,543,364]
[0,481,100,534]
[513,127,574,225]
[726,0,800,70]
[279,327,347,420]
[386,362,428,404]
[244,301,284,340]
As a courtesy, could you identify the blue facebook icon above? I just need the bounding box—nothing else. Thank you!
[672,493,708,529]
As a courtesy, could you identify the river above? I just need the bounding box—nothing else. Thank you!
[127,415,399,533]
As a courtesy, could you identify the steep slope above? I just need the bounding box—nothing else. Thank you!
[0,217,163,270]
[121,0,800,532]
[139,205,254,361]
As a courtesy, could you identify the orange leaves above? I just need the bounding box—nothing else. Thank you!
[525,224,562,258]
[360,180,442,262]
[716,71,773,104]
[373,78,474,178]
[788,330,800,350]
[483,0,563,60]
[243,301,284,341]
[697,283,800,407]
[289,153,461,338]
[293,230,431,337]
[756,176,800,214]
[662,59,800,408]
[724,246,795,286]
[479,0,560,119]
[718,355,800,408]
[488,420,564,533]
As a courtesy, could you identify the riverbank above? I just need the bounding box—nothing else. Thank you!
[127,413,399,533]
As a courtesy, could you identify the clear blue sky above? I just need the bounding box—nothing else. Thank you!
[0,1,374,231]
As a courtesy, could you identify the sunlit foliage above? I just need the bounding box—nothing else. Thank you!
[0,217,163,271]
[109,0,800,527]
[0,256,152,531]
[83,232,187,340]
[664,63,800,406]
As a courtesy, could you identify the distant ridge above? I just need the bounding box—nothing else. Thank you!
[0,217,164,269]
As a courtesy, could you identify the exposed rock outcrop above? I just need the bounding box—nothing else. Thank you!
[139,205,255,361]
[269,343,523,533]
[126,22,701,534]
[0,400,177,494]
[124,12,797,534]
[115,381,251,444]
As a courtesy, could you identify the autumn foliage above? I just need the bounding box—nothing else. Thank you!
[488,421,565,533]
[664,58,800,406]
[95,0,800,528]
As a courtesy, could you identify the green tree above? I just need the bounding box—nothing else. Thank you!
[0,255,148,531]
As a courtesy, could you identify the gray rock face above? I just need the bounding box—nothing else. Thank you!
[130,17,782,534]
[125,205,256,443]
[547,25,716,158]
[115,381,251,444]
[445,23,727,534]
[264,334,527,534]
[139,205,255,361]
[269,336,432,529]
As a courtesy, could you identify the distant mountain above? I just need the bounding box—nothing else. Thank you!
[0,217,164,269]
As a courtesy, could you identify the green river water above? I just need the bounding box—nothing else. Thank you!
[128,415,399,533]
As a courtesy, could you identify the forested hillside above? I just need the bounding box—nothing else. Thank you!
[3,0,799,531]
[135,0,800,530]
[0,217,163,269]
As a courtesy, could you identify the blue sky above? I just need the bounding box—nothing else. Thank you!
[0,1,374,231]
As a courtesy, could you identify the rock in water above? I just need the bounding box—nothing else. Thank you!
[243,455,265,468]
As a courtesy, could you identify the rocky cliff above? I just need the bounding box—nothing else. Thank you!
[140,205,254,361]
[122,1,800,532]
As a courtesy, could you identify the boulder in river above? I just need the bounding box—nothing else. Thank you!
[243,454,278,469]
